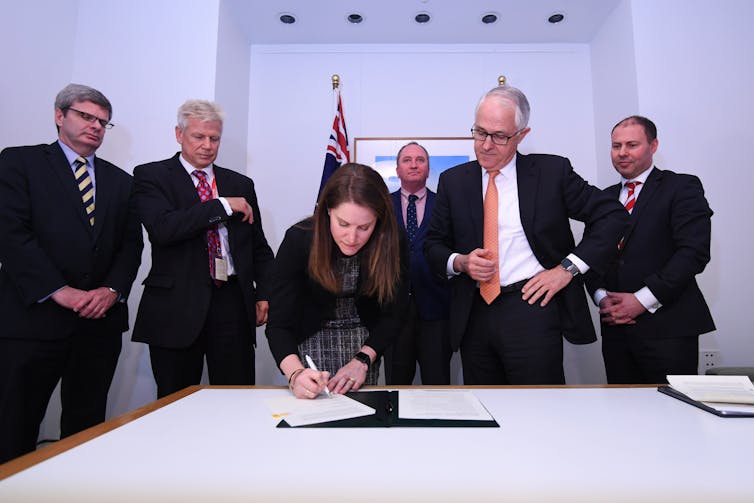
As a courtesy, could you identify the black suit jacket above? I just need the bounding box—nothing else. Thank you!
[424,154,628,350]
[391,189,450,321]
[266,220,408,366]
[131,153,274,348]
[0,142,143,339]
[585,168,715,337]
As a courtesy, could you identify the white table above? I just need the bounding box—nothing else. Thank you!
[1,386,752,502]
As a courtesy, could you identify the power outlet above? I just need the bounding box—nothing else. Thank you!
[699,350,719,374]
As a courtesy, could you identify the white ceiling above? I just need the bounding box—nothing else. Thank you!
[226,0,621,45]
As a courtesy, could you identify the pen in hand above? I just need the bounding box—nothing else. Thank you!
[304,354,332,398]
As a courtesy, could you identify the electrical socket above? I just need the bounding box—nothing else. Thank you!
[699,350,719,374]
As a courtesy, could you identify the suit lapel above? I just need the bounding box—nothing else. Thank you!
[419,190,434,233]
[515,153,538,238]
[90,157,113,240]
[391,191,405,229]
[45,142,95,232]
[465,162,484,245]
[622,168,661,246]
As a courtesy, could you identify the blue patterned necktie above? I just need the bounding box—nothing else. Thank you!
[407,194,419,244]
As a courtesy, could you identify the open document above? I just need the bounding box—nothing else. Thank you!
[265,393,375,427]
[398,389,494,421]
[661,375,754,416]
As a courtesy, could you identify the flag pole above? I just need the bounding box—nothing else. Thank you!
[332,74,340,90]
[498,75,507,86]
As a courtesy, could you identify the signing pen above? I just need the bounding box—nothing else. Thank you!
[304,354,332,398]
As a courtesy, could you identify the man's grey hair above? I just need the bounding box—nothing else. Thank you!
[177,99,225,131]
[55,83,112,120]
[475,85,531,130]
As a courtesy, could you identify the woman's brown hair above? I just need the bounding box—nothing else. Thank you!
[308,163,401,304]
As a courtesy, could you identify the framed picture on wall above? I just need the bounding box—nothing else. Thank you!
[353,137,474,193]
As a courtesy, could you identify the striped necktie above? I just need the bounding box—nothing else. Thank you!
[624,181,641,212]
[74,156,95,226]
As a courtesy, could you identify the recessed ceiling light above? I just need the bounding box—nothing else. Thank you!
[548,13,565,24]
[279,13,296,24]
[481,13,499,25]
[347,13,363,24]
[415,12,431,24]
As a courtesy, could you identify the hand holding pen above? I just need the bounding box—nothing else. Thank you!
[302,355,332,399]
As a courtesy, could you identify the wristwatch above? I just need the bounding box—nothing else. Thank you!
[353,352,371,370]
[560,258,580,277]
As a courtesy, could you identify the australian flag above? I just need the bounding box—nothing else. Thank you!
[318,88,350,198]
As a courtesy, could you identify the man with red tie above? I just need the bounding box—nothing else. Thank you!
[586,116,715,384]
[132,100,274,398]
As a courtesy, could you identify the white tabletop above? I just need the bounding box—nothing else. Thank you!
[1,386,752,502]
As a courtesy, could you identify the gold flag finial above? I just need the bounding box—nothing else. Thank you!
[332,74,341,90]
[498,75,507,87]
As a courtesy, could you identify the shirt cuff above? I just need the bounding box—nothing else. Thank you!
[634,286,662,313]
[446,253,461,277]
[593,288,607,306]
[567,253,589,274]
[218,197,232,216]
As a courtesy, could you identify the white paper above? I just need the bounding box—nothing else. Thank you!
[264,393,375,427]
[667,375,754,405]
[398,389,493,421]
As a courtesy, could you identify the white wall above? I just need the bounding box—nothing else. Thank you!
[628,0,754,366]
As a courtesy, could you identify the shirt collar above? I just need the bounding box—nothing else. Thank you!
[57,140,95,168]
[621,165,654,186]
[481,153,518,181]
[400,186,427,200]
[180,154,214,180]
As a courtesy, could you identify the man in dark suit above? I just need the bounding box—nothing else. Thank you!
[0,84,143,462]
[132,99,274,398]
[424,85,628,385]
[585,116,715,384]
[385,142,452,385]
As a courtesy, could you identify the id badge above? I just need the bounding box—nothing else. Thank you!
[215,257,229,282]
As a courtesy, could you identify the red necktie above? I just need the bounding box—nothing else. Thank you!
[193,170,222,286]
[618,181,642,251]
[480,170,501,304]
[624,181,641,212]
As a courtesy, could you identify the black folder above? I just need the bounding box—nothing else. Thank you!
[277,390,499,428]
[657,386,754,417]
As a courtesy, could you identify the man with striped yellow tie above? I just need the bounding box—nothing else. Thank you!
[0,83,143,463]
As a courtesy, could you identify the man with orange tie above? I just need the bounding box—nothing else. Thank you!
[132,99,274,398]
[0,84,143,462]
[424,85,627,385]
[585,116,715,384]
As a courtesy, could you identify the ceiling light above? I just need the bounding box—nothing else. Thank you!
[278,13,296,24]
[347,13,363,24]
[481,13,499,25]
[415,12,431,24]
[548,13,565,24]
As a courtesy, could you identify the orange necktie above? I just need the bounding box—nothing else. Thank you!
[480,170,501,304]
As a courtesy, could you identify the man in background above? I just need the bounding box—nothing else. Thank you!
[0,83,143,462]
[586,115,715,383]
[385,142,452,385]
[424,85,628,385]
[132,99,274,398]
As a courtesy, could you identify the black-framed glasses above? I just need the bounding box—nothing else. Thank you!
[66,107,114,129]
[470,127,521,146]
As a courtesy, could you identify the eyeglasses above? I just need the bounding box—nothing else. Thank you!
[66,107,114,129]
[470,127,521,146]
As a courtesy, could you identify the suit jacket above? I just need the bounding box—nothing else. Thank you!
[266,220,408,366]
[131,153,274,348]
[0,142,143,339]
[585,167,715,337]
[391,189,450,321]
[424,155,629,350]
